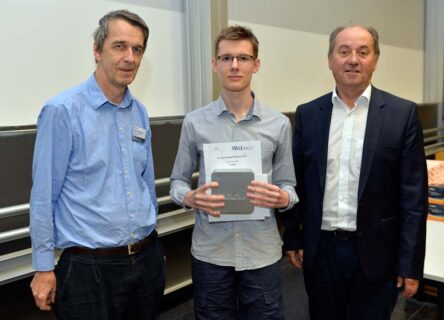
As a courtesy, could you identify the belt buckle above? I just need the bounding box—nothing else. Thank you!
[333,229,347,240]
[333,229,352,240]
[128,243,136,255]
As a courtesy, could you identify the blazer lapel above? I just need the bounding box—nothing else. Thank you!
[358,87,386,201]
[318,96,333,195]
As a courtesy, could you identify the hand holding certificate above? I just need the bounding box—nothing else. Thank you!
[203,141,271,222]
[247,180,290,209]
[183,182,225,217]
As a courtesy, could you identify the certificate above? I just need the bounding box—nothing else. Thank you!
[203,141,271,222]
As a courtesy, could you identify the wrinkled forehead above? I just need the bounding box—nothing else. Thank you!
[106,19,144,42]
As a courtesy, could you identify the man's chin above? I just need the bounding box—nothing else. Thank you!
[117,77,135,87]
[341,79,366,88]
[223,84,249,93]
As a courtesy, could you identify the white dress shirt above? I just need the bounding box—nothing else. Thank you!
[321,85,371,231]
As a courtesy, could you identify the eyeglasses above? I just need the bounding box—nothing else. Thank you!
[216,54,256,64]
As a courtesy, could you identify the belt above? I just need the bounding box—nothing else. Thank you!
[324,229,357,240]
[65,230,158,256]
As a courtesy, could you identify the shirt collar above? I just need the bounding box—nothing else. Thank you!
[331,84,372,109]
[87,74,133,110]
[215,91,262,120]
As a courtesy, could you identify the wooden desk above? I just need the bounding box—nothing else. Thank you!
[424,220,444,320]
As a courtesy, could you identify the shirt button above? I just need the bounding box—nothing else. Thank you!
[119,127,123,131]
[127,192,132,196]
[129,213,135,218]
[131,233,136,238]
[121,148,126,153]
[236,233,240,238]
[124,170,128,175]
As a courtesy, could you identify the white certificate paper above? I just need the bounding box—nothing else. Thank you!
[203,141,271,222]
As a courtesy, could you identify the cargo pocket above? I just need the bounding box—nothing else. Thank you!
[263,286,282,308]
[262,286,284,319]
[194,291,207,314]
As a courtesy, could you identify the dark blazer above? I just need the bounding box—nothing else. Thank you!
[283,86,428,283]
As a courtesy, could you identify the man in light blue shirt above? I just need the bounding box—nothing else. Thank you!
[170,26,297,319]
[29,10,165,319]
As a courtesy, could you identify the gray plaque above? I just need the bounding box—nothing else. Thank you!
[211,169,254,214]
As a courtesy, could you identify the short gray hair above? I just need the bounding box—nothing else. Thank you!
[328,25,380,58]
[93,9,149,52]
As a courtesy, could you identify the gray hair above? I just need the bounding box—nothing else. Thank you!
[328,25,380,58]
[93,9,149,52]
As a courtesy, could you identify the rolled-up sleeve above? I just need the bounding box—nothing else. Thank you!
[170,116,198,206]
[273,118,298,211]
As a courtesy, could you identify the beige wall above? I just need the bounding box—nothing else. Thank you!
[228,0,425,111]
[229,0,424,50]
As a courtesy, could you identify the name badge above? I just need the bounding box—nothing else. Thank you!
[132,126,146,142]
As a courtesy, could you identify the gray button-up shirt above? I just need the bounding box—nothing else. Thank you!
[170,95,297,270]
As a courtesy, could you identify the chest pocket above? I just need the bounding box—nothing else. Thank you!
[261,141,275,173]
[132,140,148,173]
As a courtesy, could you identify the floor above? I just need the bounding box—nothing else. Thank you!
[157,259,438,320]
[0,259,437,319]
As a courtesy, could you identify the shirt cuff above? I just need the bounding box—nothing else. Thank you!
[278,185,299,212]
[170,179,194,211]
[32,249,56,272]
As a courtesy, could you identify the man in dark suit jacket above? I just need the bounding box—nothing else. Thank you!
[283,25,428,320]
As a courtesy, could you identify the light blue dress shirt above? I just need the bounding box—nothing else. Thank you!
[170,95,297,271]
[30,75,157,271]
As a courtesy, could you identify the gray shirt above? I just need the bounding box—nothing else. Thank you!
[170,95,297,270]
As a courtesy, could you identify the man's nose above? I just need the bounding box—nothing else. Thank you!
[231,57,239,69]
[348,52,358,65]
[124,47,135,62]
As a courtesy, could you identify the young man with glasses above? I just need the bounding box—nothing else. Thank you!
[170,25,298,319]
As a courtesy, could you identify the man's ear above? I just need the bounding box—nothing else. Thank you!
[253,58,261,73]
[211,57,217,72]
[93,43,101,62]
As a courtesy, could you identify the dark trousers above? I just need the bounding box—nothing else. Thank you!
[54,238,165,320]
[192,257,284,320]
[304,231,399,320]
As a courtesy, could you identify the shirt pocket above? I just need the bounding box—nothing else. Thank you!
[131,140,148,173]
[261,141,275,172]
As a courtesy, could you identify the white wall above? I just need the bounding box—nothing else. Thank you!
[231,21,424,111]
[0,0,426,125]
[0,0,187,126]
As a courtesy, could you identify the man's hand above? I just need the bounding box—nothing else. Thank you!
[247,180,289,208]
[397,276,419,299]
[286,250,304,269]
[183,182,225,217]
[30,271,56,311]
